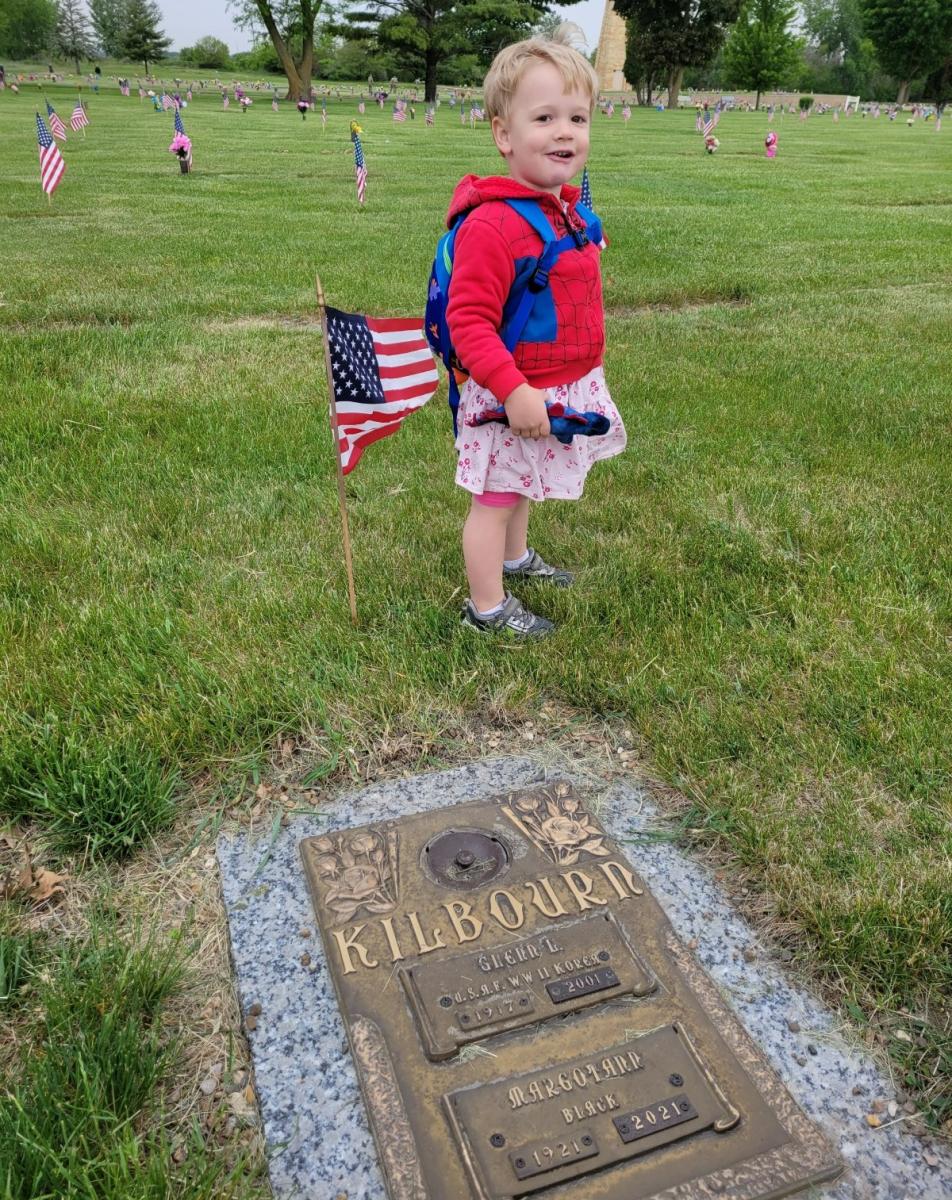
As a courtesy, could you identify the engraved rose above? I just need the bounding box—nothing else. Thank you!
[350,833,377,855]
[339,864,381,900]
[540,815,589,845]
[313,854,339,877]
[503,787,610,866]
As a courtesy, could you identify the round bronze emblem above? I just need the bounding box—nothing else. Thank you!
[421,828,510,890]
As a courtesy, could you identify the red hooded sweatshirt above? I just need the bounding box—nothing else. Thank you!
[444,174,605,405]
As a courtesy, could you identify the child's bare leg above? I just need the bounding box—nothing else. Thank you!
[503,497,530,562]
[463,498,512,611]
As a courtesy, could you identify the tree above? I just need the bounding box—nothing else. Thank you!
[800,0,877,94]
[230,0,322,102]
[0,0,59,58]
[180,35,231,68]
[924,53,951,114]
[722,0,802,108]
[337,0,568,103]
[56,0,96,72]
[121,0,170,70]
[614,0,742,109]
[623,16,668,103]
[89,0,127,56]
[859,0,952,104]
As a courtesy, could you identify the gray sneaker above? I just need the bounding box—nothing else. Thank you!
[461,593,555,638]
[503,548,574,587]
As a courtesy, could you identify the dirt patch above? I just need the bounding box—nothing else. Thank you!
[607,294,751,319]
[204,315,322,332]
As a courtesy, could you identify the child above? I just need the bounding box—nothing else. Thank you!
[445,35,627,637]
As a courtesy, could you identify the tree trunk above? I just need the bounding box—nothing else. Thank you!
[755,89,761,111]
[425,48,438,103]
[255,0,306,101]
[896,80,909,105]
[74,56,80,74]
[646,74,653,105]
[667,66,683,109]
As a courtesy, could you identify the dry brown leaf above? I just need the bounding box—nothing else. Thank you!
[26,867,67,905]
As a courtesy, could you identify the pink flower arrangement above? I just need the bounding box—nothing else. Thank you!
[240,96,251,108]
[169,132,191,158]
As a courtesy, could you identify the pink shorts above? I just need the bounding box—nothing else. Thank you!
[473,490,522,508]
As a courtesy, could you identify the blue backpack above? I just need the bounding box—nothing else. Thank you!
[425,197,602,432]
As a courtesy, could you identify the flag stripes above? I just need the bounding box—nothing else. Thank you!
[46,101,67,139]
[36,113,66,195]
[326,309,437,474]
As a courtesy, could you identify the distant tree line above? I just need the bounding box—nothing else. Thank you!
[2,0,948,112]
[618,0,951,110]
[0,0,170,72]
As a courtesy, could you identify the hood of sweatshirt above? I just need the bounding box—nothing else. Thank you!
[446,174,583,229]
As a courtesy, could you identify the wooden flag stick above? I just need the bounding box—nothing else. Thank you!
[315,274,358,626]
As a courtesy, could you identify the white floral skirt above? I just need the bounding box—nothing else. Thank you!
[454,367,627,501]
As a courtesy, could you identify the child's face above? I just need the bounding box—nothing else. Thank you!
[491,62,591,197]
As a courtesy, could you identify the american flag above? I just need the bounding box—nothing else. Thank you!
[703,114,715,136]
[70,99,89,131]
[121,83,130,96]
[272,96,278,112]
[358,101,365,114]
[605,100,614,117]
[695,111,703,132]
[580,166,593,208]
[36,112,66,196]
[622,103,631,121]
[222,93,229,109]
[46,100,67,139]
[425,106,434,126]
[352,128,367,205]
[138,86,145,99]
[470,104,484,121]
[161,93,173,110]
[324,307,438,474]
[393,102,406,122]
[174,108,192,168]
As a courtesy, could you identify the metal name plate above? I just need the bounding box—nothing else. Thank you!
[301,782,841,1200]
[444,1025,739,1198]
[401,911,655,1059]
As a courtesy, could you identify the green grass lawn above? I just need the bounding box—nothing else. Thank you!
[1,83,950,1122]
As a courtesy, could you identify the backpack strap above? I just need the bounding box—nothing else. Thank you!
[499,198,601,352]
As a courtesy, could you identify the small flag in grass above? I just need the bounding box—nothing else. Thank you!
[352,123,367,205]
[36,113,66,196]
[70,99,89,131]
[46,100,66,139]
[324,306,438,474]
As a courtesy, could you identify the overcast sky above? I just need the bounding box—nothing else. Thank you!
[156,0,606,57]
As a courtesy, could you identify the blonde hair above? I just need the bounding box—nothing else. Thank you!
[483,32,598,122]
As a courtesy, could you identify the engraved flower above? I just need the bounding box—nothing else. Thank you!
[540,815,589,847]
[349,833,376,856]
[561,796,581,813]
[515,795,540,813]
[311,837,334,854]
[314,854,339,877]
[339,864,381,900]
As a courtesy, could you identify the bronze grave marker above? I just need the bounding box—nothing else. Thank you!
[301,782,841,1200]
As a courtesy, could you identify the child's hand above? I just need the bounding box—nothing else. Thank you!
[504,384,551,439]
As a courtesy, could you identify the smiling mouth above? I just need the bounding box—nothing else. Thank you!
[547,150,574,160]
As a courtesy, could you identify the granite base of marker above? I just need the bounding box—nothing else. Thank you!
[217,756,950,1200]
